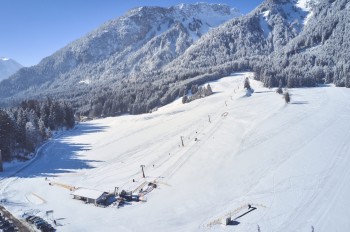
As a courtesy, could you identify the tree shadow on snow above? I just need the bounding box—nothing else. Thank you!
[254,90,275,94]
[2,123,108,178]
[291,101,309,105]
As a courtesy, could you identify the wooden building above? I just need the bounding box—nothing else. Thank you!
[71,188,108,205]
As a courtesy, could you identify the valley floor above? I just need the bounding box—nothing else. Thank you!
[1,72,350,232]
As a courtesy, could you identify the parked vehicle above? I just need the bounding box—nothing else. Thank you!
[25,215,36,222]
[34,220,47,227]
[32,217,44,223]
[28,216,41,223]
[24,215,55,232]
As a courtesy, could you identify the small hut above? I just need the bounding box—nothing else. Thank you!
[71,188,108,205]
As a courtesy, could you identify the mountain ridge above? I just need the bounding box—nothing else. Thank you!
[0,0,349,116]
[0,57,23,82]
[0,3,242,101]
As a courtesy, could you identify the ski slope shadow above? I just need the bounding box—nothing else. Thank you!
[228,207,257,226]
[4,124,107,178]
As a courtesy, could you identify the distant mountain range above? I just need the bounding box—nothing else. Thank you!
[0,57,23,81]
[0,0,349,116]
[0,3,241,99]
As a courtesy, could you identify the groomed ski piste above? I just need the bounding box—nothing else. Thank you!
[1,72,350,231]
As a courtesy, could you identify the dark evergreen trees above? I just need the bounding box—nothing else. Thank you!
[0,110,15,160]
[0,98,75,161]
[182,83,214,104]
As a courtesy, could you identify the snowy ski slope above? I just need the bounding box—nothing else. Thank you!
[1,72,350,231]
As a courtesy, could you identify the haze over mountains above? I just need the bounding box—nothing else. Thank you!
[0,0,349,116]
[0,57,22,81]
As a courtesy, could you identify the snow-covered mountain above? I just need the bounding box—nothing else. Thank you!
[162,0,349,89]
[259,0,350,88]
[0,0,349,116]
[164,0,320,73]
[0,57,23,81]
[0,3,241,100]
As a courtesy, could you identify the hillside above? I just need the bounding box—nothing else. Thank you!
[163,0,310,73]
[0,57,23,81]
[0,0,348,118]
[256,0,350,87]
[0,3,241,100]
[1,73,350,231]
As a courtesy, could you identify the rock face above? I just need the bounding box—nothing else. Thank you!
[0,57,23,81]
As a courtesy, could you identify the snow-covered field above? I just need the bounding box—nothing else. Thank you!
[1,72,350,232]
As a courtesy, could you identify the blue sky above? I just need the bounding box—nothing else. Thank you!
[0,0,263,66]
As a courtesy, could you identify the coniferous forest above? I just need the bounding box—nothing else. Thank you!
[0,99,75,161]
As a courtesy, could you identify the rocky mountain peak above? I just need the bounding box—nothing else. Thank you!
[0,57,23,81]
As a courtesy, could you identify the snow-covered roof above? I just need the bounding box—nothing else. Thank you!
[71,188,106,200]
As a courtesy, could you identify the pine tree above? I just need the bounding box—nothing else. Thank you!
[191,85,198,94]
[16,109,26,148]
[276,79,283,94]
[345,73,350,88]
[206,84,213,95]
[284,91,291,103]
[63,103,75,128]
[48,105,57,130]
[91,103,103,118]
[47,127,52,139]
[38,119,47,139]
[25,121,40,152]
[244,77,251,90]
[55,102,65,126]
[287,77,294,88]
[182,95,188,104]
[40,103,49,128]
[27,109,39,129]
[0,110,15,160]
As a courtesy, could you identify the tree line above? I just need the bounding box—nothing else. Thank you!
[0,98,75,161]
[1,0,349,120]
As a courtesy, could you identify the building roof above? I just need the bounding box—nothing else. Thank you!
[71,188,106,200]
